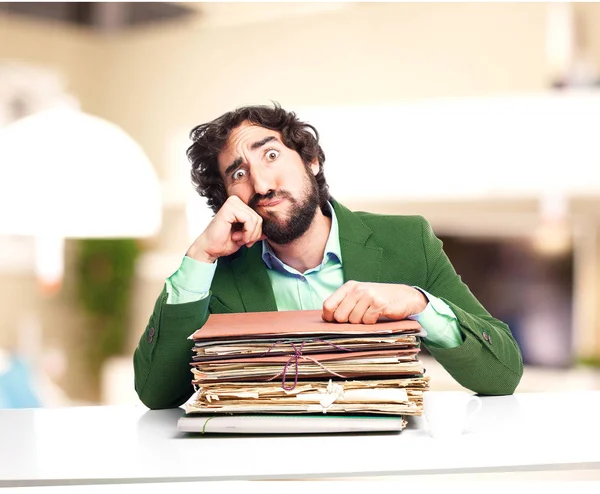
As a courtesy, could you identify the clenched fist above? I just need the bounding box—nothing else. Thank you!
[186,196,266,263]
[322,281,428,324]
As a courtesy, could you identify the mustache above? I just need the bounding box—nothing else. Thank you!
[248,190,293,211]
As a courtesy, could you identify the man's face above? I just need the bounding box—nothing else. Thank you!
[217,121,320,244]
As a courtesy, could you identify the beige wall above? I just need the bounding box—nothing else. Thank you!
[574,2,600,74]
[98,2,549,178]
[0,13,107,113]
[2,2,600,402]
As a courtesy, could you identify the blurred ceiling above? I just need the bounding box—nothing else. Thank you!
[0,2,353,32]
[177,2,351,28]
[0,2,196,32]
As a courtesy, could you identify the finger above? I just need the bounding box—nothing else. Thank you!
[224,206,259,243]
[322,281,361,322]
[237,200,264,244]
[223,196,260,225]
[220,210,248,236]
[348,297,373,324]
[244,225,263,248]
[361,304,383,325]
[245,223,263,248]
[231,205,262,245]
[247,214,263,245]
[242,215,258,243]
[331,293,360,323]
[322,282,354,321]
[249,233,267,245]
[233,196,263,222]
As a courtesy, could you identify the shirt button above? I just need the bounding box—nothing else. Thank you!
[300,276,306,282]
[482,331,489,342]
[148,327,155,343]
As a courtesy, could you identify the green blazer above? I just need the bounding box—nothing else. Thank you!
[134,201,523,409]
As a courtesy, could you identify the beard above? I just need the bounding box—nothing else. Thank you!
[248,171,320,245]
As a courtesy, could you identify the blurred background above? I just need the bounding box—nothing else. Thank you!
[1,1,600,408]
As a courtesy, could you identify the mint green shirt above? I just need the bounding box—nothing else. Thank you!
[166,204,462,348]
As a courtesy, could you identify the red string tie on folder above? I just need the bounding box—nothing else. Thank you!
[263,339,351,391]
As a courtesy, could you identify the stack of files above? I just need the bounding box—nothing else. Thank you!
[178,310,430,434]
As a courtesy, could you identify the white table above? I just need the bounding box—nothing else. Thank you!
[1,391,599,486]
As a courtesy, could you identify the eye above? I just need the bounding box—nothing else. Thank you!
[265,149,279,161]
[232,169,247,181]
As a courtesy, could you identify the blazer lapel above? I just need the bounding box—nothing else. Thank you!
[333,200,383,283]
[230,244,278,312]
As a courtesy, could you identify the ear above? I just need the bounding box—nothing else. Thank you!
[309,159,319,176]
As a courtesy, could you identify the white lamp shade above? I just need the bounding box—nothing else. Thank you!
[0,107,162,238]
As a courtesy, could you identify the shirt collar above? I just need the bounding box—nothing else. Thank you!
[261,201,342,272]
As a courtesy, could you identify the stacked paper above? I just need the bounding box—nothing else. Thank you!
[180,310,430,433]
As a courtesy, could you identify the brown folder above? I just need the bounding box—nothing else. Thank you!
[190,348,420,366]
[191,309,422,340]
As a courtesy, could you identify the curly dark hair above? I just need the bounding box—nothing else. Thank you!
[187,103,331,213]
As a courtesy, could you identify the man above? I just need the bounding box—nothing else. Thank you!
[134,104,523,410]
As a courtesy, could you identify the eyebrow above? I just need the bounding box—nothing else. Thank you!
[250,135,278,150]
[224,158,243,177]
[224,136,279,177]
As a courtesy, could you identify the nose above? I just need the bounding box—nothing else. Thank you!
[250,164,276,196]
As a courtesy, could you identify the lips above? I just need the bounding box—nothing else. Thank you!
[258,198,284,208]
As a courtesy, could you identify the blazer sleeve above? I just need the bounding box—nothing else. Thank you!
[419,218,523,395]
[133,286,211,409]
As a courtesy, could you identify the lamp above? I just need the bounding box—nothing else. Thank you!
[0,105,162,289]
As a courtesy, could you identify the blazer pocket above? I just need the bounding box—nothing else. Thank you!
[209,297,234,314]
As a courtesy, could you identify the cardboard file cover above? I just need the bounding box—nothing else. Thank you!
[177,413,407,434]
[191,309,422,340]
